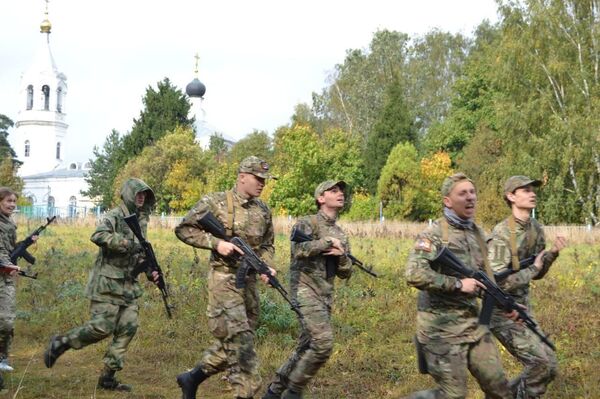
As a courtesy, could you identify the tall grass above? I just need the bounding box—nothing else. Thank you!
[3,222,599,398]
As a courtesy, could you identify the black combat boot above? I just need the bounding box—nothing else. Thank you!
[97,367,132,392]
[176,365,209,399]
[281,389,302,399]
[43,335,71,368]
[262,387,282,399]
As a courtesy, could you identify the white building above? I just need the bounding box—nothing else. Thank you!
[10,8,94,217]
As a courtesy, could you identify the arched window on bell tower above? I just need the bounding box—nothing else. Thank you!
[56,142,61,160]
[42,85,50,110]
[56,87,63,113]
[26,85,34,110]
[24,140,30,157]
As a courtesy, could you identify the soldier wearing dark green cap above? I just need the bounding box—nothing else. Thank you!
[44,178,159,392]
[175,156,277,399]
[487,176,566,398]
[404,173,512,399]
[262,180,353,399]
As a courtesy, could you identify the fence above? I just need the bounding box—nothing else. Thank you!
[13,211,600,243]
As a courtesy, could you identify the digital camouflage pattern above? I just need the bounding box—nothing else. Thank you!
[405,217,512,399]
[175,187,274,398]
[488,217,558,397]
[0,213,16,359]
[62,178,155,371]
[267,210,352,395]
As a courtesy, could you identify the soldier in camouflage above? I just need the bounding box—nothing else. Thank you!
[175,156,277,399]
[404,173,512,399]
[487,176,566,398]
[0,187,36,388]
[43,178,158,392]
[262,180,353,399]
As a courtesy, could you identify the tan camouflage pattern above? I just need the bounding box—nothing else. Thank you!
[405,217,511,399]
[175,187,274,398]
[267,210,352,394]
[62,178,154,371]
[0,213,17,358]
[488,217,558,396]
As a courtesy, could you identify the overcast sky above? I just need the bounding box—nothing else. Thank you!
[0,0,499,163]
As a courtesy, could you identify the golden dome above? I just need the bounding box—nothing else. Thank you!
[40,14,52,33]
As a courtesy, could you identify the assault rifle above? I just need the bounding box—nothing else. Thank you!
[124,214,173,319]
[432,246,555,351]
[289,226,378,278]
[494,253,538,282]
[5,216,57,279]
[197,212,303,320]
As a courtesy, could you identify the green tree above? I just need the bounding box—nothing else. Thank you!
[122,78,193,158]
[0,114,23,192]
[83,130,125,210]
[114,126,213,213]
[363,78,416,192]
[228,130,272,164]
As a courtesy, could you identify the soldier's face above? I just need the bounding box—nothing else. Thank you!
[134,191,146,208]
[443,181,477,219]
[318,186,345,210]
[507,185,537,210]
[0,194,17,217]
[238,173,265,198]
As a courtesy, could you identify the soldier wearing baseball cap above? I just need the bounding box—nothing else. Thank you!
[487,175,565,398]
[405,172,513,399]
[174,155,277,399]
[262,179,352,399]
[238,156,277,179]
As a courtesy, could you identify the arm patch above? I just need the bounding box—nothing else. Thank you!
[415,238,432,252]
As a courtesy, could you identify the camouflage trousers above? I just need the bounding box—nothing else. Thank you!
[492,322,557,398]
[268,281,334,394]
[0,278,15,358]
[406,334,512,399]
[196,268,261,399]
[64,300,139,371]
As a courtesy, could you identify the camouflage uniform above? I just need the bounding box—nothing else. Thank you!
[405,217,512,399]
[489,216,558,397]
[175,185,274,398]
[265,181,353,398]
[47,178,155,373]
[0,212,17,366]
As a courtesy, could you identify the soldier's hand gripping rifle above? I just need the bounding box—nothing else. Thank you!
[197,212,303,320]
[432,246,555,351]
[5,216,57,279]
[289,226,378,278]
[124,214,173,319]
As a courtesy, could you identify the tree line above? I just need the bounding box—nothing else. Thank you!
[2,0,598,226]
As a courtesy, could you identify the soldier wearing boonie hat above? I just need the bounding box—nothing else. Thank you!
[174,155,277,399]
[487,175,565,398]
[404,172,512,399]
[262,179,352,399]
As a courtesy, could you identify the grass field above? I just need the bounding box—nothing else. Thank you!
[2,222,599,398]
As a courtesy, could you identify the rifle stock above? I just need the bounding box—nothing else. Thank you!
[6,216,56,279]
[123,214,173,319]
[432,246,555,351]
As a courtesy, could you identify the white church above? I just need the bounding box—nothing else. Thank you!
[9,8,234,218]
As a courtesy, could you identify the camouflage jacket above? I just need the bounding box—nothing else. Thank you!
[289,210,352,302]
[0,213,17,282]
[175,187,274,272]
[85,179,155,306]
[406,217,488,344]
[488,216,558,328]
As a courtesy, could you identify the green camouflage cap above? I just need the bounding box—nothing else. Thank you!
[504,175,541,193]
[238,156,277,179]
[440,173,474,196]
[314,180,347,200]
